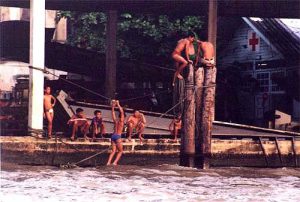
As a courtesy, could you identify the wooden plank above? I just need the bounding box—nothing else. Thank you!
[292,137,298,167]
[275,137,283,166]
[259,137,269,166]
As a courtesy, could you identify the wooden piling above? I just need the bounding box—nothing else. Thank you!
[173,78,185,115]
[180,63,196,167]
[105,10,117,99]
[194,0,218,169]
[194,67,204,167]
[199,67,217,169]
[207,0,218,122]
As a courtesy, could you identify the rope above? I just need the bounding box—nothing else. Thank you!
[28,65,172,103]
[141,61,175,72]
[146,93,189,128]
[73,147,110,165]
[119,89,170,102]
[145,83,216,127]
[29,65,111,101]
[29,127,110,168]
[60,147,111,169]
[28,65,215,104]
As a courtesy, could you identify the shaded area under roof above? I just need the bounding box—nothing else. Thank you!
[0,21,173,83]
[1,0,299,18]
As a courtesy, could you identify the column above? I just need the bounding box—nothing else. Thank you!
[28,0,45,135]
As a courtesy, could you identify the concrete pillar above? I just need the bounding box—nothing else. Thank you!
[105,10,117,99]
[28,0,45,134]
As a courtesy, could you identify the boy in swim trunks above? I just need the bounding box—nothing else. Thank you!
[172,31,197,86]
[43,86,56,138]
[107,100,125,166]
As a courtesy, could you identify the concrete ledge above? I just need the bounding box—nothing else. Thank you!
[1,136,299,167]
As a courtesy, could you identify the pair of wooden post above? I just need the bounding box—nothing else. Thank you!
[180,64,216,169]
[180,0,218,169]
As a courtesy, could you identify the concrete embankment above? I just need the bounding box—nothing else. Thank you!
[1,136,299,167]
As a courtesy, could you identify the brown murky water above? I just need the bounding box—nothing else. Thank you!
[1,163,300,202]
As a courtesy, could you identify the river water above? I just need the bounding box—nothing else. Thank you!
[1,164,300,202]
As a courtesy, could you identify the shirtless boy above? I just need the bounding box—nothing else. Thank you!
[127,109,146,144]
[91,110,105,141]
[67,108,90,141]
[169,114,182,142]
[172,31,196,86]
[197,35,215,68]
[107,100,125,166]
[43,86,56,138]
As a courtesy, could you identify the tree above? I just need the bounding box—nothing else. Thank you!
[56,11,205,65]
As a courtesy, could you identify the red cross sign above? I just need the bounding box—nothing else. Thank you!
[248,31,260,52]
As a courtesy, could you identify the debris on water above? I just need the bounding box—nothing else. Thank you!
[59,163,78,169]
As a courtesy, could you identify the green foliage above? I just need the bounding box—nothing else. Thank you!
[57,11,204,62]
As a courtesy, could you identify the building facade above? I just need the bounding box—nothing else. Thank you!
[218,18,300,126]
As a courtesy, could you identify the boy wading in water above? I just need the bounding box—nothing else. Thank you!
[107,100,125,166]
[43,86,56,138]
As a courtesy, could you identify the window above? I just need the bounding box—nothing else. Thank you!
[271,71,284,92]
[256,70,285,93]
[256,72,269,92]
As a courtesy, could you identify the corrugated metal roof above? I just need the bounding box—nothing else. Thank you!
[246,18,300,60]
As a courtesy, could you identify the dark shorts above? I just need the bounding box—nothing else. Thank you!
[111,134,121,143]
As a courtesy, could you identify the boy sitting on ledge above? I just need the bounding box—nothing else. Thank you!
[91,110,106,141]
[67,108,90,141]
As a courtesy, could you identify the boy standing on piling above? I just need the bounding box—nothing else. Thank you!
[107,100,125,166]
[43,86,56,138]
